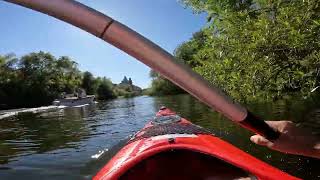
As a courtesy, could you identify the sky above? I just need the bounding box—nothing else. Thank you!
[0,0,206,88]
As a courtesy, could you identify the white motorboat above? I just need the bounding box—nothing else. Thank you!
[53,95,95,107]
[53,89,95,107]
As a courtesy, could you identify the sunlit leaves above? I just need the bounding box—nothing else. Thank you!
[175,0,320,101]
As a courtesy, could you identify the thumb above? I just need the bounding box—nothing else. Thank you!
[250,135,274,148]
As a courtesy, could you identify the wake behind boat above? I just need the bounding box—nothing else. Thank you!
[94,107,299,180]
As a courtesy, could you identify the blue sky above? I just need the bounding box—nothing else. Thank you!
[0,0,206,88]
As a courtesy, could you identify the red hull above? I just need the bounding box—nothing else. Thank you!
[94,108,299,180]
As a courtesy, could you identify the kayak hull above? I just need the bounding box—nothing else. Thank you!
[94,108,299,180]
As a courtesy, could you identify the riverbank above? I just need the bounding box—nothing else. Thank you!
[1,52,143,110]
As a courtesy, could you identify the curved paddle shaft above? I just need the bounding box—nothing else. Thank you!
[5,0,280,141]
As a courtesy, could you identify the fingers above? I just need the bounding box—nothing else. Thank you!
[250,135,274,148]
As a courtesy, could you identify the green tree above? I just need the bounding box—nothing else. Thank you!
[97,77,115,100]
[0,54,19,108]
[148,70,185,96]
[81,71,98,95]
[55,56,81,93]
[148,30,210,96]
[17,51,58,106]
[177,0,320,101]
[0,52,96,109]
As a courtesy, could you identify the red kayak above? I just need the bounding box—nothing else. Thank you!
[94,107,299,180]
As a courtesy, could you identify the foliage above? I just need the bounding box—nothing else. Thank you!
[81,72,116,100]
[172,0,320,101]
[0,51,117,109]
[147,31,206,96]
[96,77,115,100]
[81,71,97,95]
[148,70,185,96]
[0,52,83,108]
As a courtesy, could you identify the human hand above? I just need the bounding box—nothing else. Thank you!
[250,121,320,159]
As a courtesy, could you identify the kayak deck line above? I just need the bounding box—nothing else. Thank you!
[94,108,300,180]
[149,134,198,141]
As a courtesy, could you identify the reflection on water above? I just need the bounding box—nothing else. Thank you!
[153,95,320,179]
[0,95,319,179]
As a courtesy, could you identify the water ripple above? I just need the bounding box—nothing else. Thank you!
[0,95,318,179]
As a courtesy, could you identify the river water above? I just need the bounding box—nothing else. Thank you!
[0,95,319,179]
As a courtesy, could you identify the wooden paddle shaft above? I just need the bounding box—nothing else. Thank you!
[5,0,280,140]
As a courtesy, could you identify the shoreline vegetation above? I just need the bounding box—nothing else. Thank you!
[148,0,320,102]
[0,52,142,110]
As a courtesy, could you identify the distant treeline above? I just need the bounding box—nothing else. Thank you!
[0,51,141,109]
[147,70,185,96]
[149,0,320,101]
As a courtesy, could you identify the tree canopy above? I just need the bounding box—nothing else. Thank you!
[0,52,118,109]
[0,52,82,108]
[150,0,320,101]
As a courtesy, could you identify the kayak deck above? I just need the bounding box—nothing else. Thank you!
[94,108,299,180]
[121,149,253,180]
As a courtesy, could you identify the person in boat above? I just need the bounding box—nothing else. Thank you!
[75,88,87,99]
[250,121,320,159]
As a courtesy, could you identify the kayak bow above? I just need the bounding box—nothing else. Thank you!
[94,107,299,180]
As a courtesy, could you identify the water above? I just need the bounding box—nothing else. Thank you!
[0,95,319,179]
